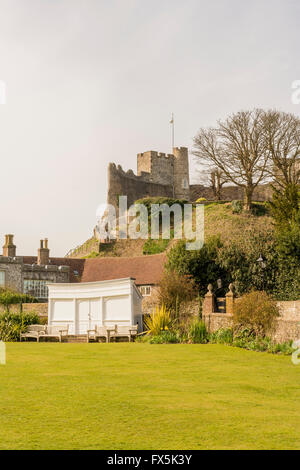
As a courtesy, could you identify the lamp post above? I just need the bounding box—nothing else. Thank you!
[256,254,266,291]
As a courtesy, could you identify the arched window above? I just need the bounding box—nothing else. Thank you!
[182,178,189,189]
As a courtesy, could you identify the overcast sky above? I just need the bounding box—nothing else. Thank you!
[0,0,299,256]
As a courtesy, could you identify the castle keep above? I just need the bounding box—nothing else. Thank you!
[107,147,190,208]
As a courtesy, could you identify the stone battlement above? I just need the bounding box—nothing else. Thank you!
[108,162,151,182]
[137,151,174,160]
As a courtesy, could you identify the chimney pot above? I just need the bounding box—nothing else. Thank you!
[37,238,50,265]
[3,234,16,257]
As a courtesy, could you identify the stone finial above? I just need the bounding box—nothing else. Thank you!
[226,283,235,314]
[202,284,216,315]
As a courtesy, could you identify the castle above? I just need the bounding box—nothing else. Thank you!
[105,146,273,211]
[107,147,190,208]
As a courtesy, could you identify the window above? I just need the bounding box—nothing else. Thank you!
[139,285,152,297]
[182,178,189,189]
[23,280,51,299]
[0,271,5,287]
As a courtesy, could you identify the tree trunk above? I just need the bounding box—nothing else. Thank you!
[243,187,254,211]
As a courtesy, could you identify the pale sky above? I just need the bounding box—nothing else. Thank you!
[0,0,299,256]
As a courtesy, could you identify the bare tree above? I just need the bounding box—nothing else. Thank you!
[262,110,300,188]
[210,169,228,200]
[196,167,228,200]
[193,109,269,210]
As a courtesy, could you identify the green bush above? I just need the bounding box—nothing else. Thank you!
[149,331,181,344]
[0,312,40,342]
[135,197,188,212]
[268,341,294,355]
[0,288,37,313]
[210,326,294,355]
[143,238,170,255]
[166,236,229,296]
[209,328,233,344]
[231,200,243,214]
[233,291,280,337]
[188,320,208,344]
[250,202,268,216]
[232,330,293,355]
[268,183,300,227]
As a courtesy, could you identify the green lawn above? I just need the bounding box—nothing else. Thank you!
[1,343,300,450]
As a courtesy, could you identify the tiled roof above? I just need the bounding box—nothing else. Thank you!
[81,253,166,285]
[22,253,166,285]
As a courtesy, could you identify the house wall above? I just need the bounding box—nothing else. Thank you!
[0,256,70,298]
[0,257,23,291]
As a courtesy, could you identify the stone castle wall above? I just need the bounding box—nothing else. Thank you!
[107,163,174,208]
[107,147,191,208]
[190,183,273,202]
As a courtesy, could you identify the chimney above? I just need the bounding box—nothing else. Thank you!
[37,238,50,265]
[3,234,16,257]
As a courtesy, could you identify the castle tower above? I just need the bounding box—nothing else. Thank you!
[173,147,190,200]
[137,151,174,186]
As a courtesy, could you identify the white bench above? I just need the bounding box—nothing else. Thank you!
[87,325,116,343]
[110,325,138,342]
[20,325,46,342]
[39,325,69,343]
[87,325,138,342]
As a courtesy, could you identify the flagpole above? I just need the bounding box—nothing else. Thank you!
[170,113,174,151]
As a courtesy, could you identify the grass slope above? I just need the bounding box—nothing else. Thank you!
[1,343,299,450]
[69,203,273,259]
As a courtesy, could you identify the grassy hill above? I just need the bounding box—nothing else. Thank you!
[67,201,274,259]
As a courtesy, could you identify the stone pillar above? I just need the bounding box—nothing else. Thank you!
[202,284,216,315]
[225,283,235,315]
[37,239,50,266]
[3,234,16,257]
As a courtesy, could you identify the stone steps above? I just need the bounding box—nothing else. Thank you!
[62,335,89,343]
